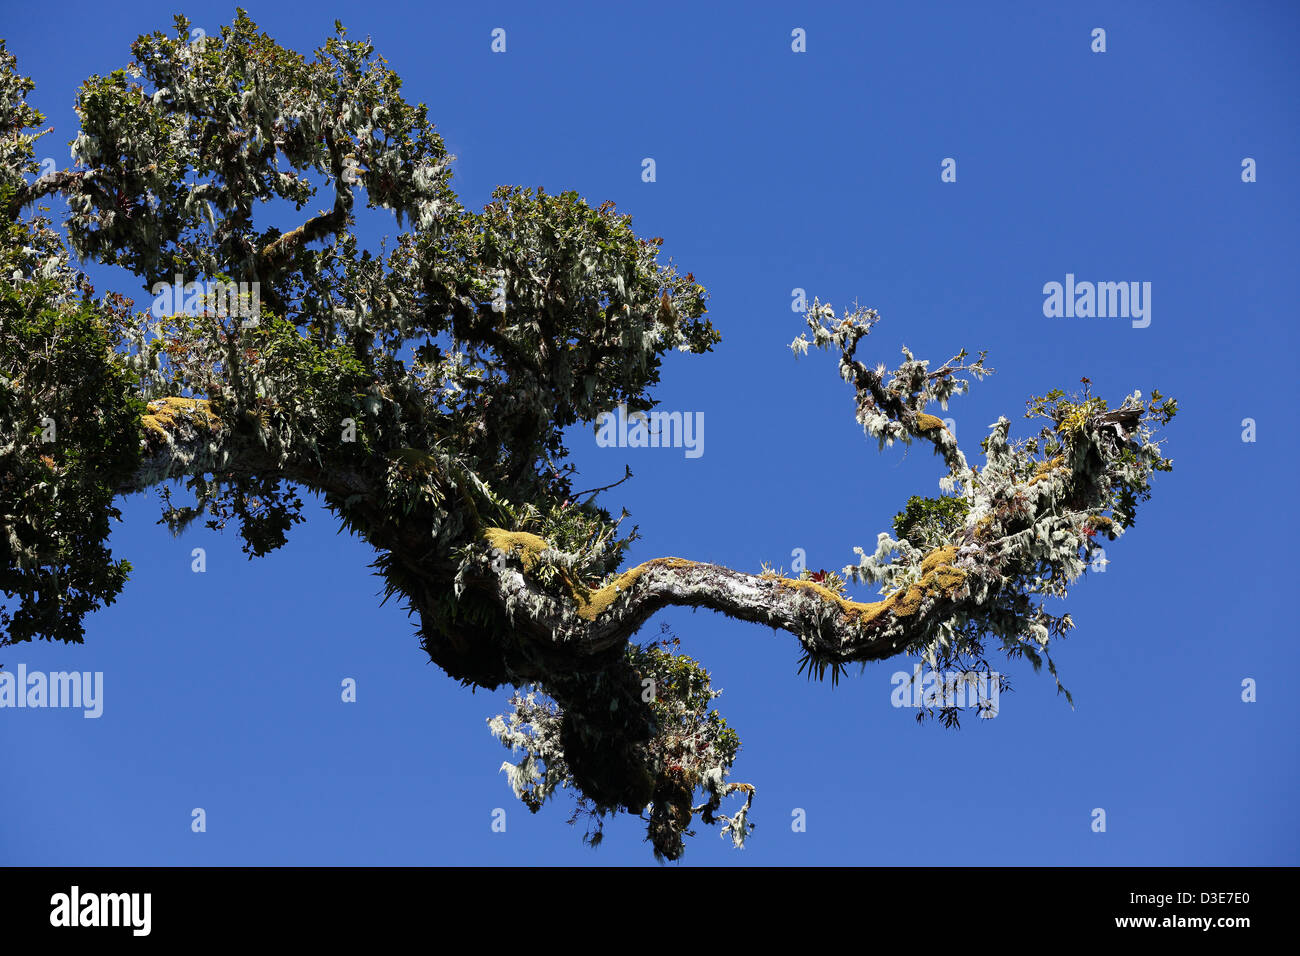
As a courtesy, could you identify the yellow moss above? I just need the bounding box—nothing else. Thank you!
[877,545,965,619]
[914,413,948,433]
[141,397,222,443]
[920,545,958,574]
[572,557,698,621]
[481,529,967,630]
[1084,515,1116,539]
[482,527,700,620]
[261,221,308,259]
[781,577,852,605]
[974,515,995,537]
[778,576,890,625]
[482,528,552,572]
[882,569,960,619]
[777,545,965,627]
[1026,455,1065,487]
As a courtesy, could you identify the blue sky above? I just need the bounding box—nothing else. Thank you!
[2,0,1297,865]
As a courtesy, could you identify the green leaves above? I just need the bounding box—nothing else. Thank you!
[892,494,971,550]
[0,214,145,645]
[68,9,457,288]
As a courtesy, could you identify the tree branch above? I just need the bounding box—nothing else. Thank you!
[5,170,100,221]
[117,396,371,500]
[471,529,970,666]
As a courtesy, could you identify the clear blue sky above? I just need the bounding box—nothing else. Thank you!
[2,0,1297,865]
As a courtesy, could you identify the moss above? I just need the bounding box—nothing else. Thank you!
[778,545,965,627]
[914,413,948,433]
[482,529,967,631]
[890,559,965,618]
[920,545,958,573]
[482,527,698,621]
[781,577,854,606]
[1084,514,1117,540]
[1025,454,1065,487]
[572,557,698,621]
[141,397,222,444]
[483,528,551,572]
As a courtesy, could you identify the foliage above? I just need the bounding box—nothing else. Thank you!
[892,494,972,551]
[0,16,1176,861]
[489,624,751,861]
[0,151,145,643]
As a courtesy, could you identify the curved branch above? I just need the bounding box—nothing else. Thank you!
[472,528,969,666]
[122,380,1169,701]
[120,398,969,674]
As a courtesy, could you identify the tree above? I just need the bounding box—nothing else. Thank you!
[0,13,1176,861]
